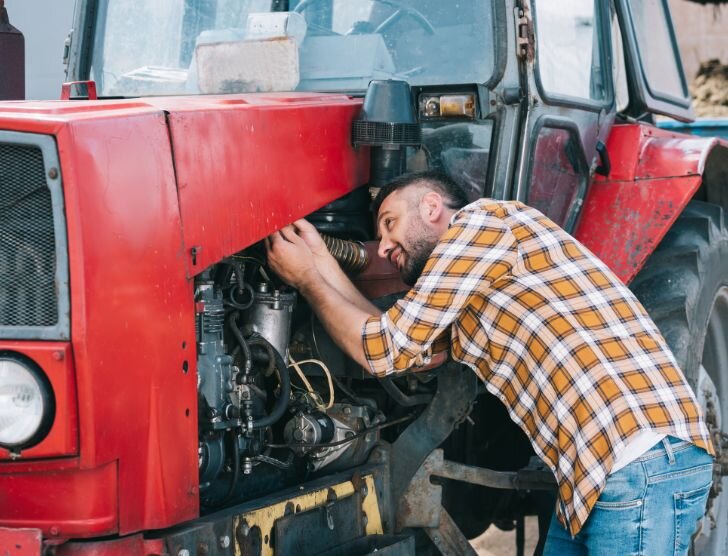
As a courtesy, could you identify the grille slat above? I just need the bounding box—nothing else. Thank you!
[0,144,58,327]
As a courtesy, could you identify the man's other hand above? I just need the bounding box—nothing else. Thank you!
[266,224,319,288]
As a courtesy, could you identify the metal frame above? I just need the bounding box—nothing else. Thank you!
[522,115,590,233]
[615,0,694,121]
[0,131,70,341]
[530,0,615,112]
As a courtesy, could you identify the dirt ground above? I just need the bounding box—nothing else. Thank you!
[691,59,728,117]
[471,517,540,556]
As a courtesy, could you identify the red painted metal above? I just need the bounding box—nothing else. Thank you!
[0,93,368,543]
[55,535,164,556]
[60,81,98,101]
[0,460,117,538]
[0,343,77,460]
[574,123,723,284]
[352,241,407,299]
[0,528,41,555]
[153,93,369,273]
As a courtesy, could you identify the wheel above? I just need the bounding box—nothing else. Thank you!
[630,200,728,555]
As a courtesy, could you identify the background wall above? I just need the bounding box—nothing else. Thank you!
[668,0,727,80]
[6,0,76,100]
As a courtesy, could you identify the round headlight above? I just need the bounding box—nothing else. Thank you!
[0,356,55,449]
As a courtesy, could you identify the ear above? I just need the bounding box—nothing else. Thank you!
[419,191,444,224]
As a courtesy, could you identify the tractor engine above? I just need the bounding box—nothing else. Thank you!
[194,248,385,508]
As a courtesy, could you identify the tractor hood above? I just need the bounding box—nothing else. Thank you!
[0,93,369,275]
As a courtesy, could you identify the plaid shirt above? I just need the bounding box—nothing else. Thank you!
[363,199,713,535]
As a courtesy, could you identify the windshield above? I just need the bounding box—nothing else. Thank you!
[90,0,496,97]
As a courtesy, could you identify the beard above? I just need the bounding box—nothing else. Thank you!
[399,217,439,286]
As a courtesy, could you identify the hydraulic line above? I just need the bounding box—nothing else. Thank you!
[247,335,291,430]
[227,312,252,374]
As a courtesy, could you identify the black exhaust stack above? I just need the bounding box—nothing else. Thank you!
[352,80,421,187]
[0,0,24,100]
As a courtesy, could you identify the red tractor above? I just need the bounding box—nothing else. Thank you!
[1,1,727,554]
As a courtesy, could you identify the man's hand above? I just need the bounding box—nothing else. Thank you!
[291,219,340,275]
[266,224,320,289]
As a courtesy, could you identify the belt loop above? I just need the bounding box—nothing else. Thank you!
[663,437,675,465]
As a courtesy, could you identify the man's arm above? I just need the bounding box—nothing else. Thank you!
[361,210,518,376]
[266,224,376,368]
[291,219,381,315]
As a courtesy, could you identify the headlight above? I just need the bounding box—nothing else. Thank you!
[0,355,55,449]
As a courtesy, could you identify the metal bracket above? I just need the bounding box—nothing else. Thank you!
[425,508,479,556]
[514,6,534,61]
[398,449,555,531]
[390,364,478,510]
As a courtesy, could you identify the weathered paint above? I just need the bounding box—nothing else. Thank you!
[233,475,383,556]
[574,123,727,284]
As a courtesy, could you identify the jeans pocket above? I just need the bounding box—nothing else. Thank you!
[674,483,711,553]
[594,498,643,510]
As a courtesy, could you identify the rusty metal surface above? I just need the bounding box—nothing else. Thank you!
[396,451,443,530]
[435,455,556,492]
[424,508,478,556]
[398,449,555,531]
[390,364,478,512]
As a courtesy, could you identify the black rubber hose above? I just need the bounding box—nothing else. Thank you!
[219,431,241,505]
[247,335,291,430]
[380,377,433,407]
[227,312,252,374]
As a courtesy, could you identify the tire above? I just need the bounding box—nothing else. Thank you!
[630,200,728,555]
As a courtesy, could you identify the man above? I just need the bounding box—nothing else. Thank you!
[266,171,714,554]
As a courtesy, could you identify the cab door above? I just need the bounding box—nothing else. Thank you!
[513,0,615,233]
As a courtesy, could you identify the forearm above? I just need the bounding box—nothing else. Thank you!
[317,255,382,315]
[298,273,376,369]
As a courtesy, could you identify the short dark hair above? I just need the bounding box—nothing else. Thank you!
[372,171,470,217]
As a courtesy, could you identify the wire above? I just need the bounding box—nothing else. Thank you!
[231,255,271,282]
[288,355,335,410]
[266,414,415,450]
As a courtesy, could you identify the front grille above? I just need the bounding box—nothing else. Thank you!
[0,144,58,327]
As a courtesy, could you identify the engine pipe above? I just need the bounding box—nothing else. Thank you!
[321,233,370,274]
[248,335,291,431]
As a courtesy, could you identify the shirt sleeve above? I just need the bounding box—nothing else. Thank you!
[362,207,517,377]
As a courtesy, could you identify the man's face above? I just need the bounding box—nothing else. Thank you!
[376,187,441,286]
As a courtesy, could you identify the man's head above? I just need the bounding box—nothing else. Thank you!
[373,171,469,286]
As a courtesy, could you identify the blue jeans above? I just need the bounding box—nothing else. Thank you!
[543,437,714,556]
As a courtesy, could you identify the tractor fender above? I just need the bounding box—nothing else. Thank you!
[573,122,728,284]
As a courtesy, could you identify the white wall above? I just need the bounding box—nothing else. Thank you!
[668,0,728,81]
[6,0,76,100]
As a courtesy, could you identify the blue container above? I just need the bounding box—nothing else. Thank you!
[658,118,728,140]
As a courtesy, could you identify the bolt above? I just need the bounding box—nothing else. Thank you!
[240,522,250,537]
[49,526,60,536]
[361,485,369,498]
[343,406,352,415]
[362,513,368,527]
[52,350,65,361]
[219,535,231,549]
[48,167,59,180]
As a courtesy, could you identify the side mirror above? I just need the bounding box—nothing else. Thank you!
[0,0,24,100]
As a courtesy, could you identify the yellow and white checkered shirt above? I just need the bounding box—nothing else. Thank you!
[362,199,713,535]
